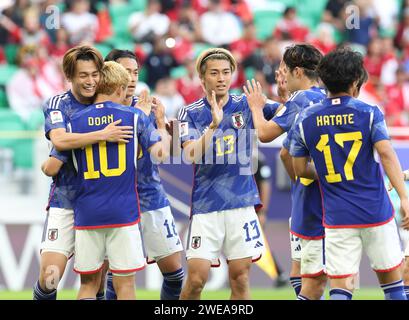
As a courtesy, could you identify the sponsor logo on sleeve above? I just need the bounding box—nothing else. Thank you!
[50,111,63,124]
[179,122,189,137]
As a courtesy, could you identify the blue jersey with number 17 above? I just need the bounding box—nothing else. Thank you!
[290,96,394,228]
[69,101,160,229]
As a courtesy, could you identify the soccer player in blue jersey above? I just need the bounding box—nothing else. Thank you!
[245,44,327,300]
[177,48,281,300]
[103,49,184,300]
[34,46,133,300]
[69,61,170,299]
[277,45,327,300]
[290,48,409,300]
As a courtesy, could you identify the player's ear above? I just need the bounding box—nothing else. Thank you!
[351,80,359,98]
[295,67,302,79]
[199,77,206,93]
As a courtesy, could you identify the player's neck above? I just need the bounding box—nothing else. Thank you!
[123,96,133,106]
[206,93,229,108]
[328,91,352,99]
[298,79,319,91]
[94,94,122,105]
[71,90,93,105]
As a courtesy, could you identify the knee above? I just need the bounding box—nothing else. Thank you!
[81,274,101,291]
[188,273,207,292]
[403,263,409,283]
[39,264,64,290]
[230,270,250,288]
[301,277,327,300]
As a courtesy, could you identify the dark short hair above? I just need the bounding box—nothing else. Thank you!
[62,45,103,80]
[283,44,323,81]
[284,7,296,16]
[104,49,138,64]
[318,48,368,94]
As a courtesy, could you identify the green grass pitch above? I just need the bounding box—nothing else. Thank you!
[0,288,384,300]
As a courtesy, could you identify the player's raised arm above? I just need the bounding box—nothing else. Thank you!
[41,157,64,177]
[148,97,171,163]
[182,90,223,164]
[49,119,134,151]
[292,156,318,181]
[243,79,285,142]
[135,89,152,116]
[375,140,409,230]
[279,147,296,182]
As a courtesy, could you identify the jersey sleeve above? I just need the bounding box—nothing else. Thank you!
[262,101,281,121]
[271,99,299,132]
[177,108,200,145]
[49,147,70,163]
[371,106,390,143]
[282,112,301,150]
[43,97,68,140]
[137,112,162,150]
[289,117,310,158]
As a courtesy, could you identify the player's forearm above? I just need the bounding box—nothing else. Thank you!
[252,108,283,143]
[381,152,408,200]
[41,158,63,177]
[280,147,296,182]
[184,127,216,163]
[51,131,105,151]
[293,157,317,181]
[153,127,171,163]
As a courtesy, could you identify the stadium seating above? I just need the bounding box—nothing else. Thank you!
[0,110,34,169]
[0,64,18,86]
[4,44,19,65]
[0,88,9,108]
[253,9,283,40]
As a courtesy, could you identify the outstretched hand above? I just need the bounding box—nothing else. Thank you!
[209,90,224,129]
[243,79,267,112]
[275,65,289,102]
[152,97,166,129]
[136,89,152,115]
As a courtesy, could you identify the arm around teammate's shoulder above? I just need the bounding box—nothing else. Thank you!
[50,120,134,151]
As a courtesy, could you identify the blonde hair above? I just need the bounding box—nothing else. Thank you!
[96,61,131,95]
[195,47,237,77]
[62,45,103,80]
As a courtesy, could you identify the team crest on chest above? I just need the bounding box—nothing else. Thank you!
[191,236,201,249]
[48,229,58,241]
[231,112,245,129]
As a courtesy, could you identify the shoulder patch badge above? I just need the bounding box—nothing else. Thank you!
[50,110,63,124]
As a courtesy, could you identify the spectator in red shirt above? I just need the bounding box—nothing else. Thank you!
[176,56,203,104]
[230,21,261,62]
[310,23,337,55]
[364,37,384,87]
[274,7,309,42]
[385,67,409,127]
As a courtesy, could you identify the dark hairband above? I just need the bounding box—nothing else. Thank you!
[200,51,230,67]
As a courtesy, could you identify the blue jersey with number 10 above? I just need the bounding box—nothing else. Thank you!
[69,101,160,229]
[290,96,394,228]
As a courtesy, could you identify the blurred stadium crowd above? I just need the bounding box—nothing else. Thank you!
[0,0,409,171]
